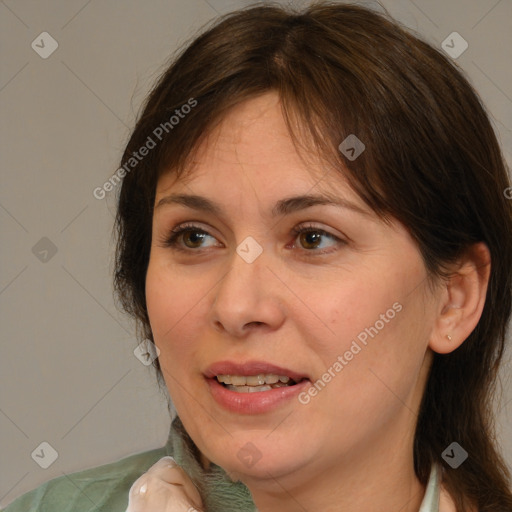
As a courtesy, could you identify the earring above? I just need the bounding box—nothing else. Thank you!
[446,334,452,341]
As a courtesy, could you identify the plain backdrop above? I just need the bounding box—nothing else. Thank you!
[1,0,511,507]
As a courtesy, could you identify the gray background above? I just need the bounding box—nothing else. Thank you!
[1,0,511,507]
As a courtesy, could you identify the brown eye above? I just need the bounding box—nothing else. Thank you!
[182,230,208,248]
[292,225,342,253]
[161,223,220,251]
[299,231,323,249]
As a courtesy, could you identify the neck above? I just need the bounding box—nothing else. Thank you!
[241,422,426,512]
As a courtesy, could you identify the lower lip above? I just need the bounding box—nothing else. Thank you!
[206,377,310,414]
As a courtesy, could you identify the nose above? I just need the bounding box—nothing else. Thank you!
[210,248,286,338]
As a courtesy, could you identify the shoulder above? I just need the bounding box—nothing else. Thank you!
[2,446,167,512]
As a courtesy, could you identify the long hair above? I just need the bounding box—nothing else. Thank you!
[113,3,512,510]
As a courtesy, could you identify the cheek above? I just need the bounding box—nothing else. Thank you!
[297,264,414,358]
[302,260,431,409]
[145,258,206,375]
[327,297,429,415]
[146,255,205,337]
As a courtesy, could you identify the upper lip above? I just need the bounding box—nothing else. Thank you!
[204,360,309,382]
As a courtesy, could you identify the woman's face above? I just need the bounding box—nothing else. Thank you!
[146,92,440,485]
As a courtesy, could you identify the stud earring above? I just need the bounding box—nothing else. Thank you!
[446,334,452,341]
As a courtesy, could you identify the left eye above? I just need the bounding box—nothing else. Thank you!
[290,225,341,252]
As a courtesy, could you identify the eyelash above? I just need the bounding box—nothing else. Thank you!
[160,222,346,256]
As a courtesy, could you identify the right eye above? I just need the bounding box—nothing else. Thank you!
[160,223,222,252]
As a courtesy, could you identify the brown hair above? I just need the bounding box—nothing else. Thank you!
[114,2,512,510]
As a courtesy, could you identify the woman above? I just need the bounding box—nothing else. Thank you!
[4,2,511,511]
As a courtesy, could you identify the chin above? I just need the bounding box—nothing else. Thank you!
[204,433,313,482]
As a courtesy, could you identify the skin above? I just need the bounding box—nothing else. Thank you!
[145,92,490,512]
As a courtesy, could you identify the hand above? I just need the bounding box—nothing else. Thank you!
[125,456,204,512]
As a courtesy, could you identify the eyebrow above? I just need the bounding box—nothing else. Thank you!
[155,192,370,218]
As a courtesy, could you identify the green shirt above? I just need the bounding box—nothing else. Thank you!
[2,417,255,512]
[2,417,440,511]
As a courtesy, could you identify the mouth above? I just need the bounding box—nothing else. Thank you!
[215,373,305,393]
[204,361,311,414]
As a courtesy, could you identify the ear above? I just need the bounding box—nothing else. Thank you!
[429,242,491,355]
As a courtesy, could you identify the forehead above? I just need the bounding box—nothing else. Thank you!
[155,92,353,200]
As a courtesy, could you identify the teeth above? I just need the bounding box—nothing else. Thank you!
[225,382,291,393]
[225,384,273,393]
[216,374,295,386]
[246,375,266,386]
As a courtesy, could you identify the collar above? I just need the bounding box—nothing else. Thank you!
[419,463,441,512]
